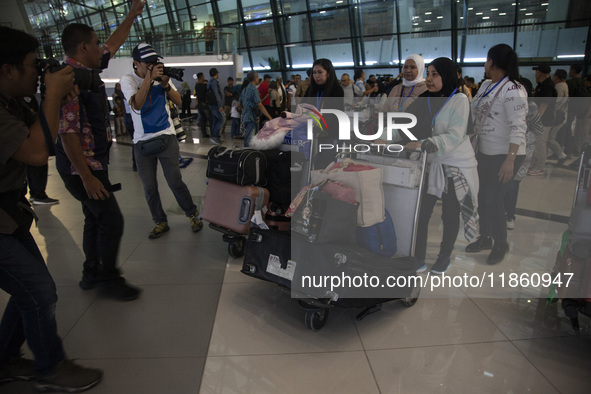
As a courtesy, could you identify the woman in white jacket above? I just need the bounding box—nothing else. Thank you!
[466,44,527,264]
[405,57,479,274]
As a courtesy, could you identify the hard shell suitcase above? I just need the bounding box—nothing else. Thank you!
[202,178,269,235]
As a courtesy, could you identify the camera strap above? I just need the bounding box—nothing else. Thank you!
[38,105,56,156]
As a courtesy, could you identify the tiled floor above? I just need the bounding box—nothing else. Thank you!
[1,122,590,393]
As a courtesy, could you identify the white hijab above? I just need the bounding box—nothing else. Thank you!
[402,54,425,87]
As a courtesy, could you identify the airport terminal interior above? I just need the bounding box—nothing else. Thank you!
[1,0,591,393]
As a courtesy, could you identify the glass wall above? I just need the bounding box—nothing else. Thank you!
[23,0,590,73]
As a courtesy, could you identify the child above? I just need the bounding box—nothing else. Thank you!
[113,96,126,136]
[230,92,241,139]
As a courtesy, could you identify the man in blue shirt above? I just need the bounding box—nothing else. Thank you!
[239,71,272,147]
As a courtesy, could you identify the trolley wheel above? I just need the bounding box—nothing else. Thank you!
[228,238,245,258]
[402,284,421,307]
[304,308,329,331]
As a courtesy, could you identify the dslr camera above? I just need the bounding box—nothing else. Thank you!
[36,58,102,95]
[151,61,184,82]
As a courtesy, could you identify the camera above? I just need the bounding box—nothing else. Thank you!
[37,58,102,95]
[152,61,185,82]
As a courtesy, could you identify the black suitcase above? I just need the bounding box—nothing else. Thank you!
[261,149,305,209]
[207,146,267,186]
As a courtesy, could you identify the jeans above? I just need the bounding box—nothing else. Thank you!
[231,117,240,138]
[477,153,524,246]
[243,121,257,147]
[414,177,460,261]
[0,231,65,374]
[60,170,123,283]
[134,134,197,224]
[209,105,223,138]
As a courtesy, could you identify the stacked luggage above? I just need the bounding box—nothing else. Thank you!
[551,143,591,330]
[239,125,427,330]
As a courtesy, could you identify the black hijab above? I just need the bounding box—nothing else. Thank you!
[405,57,460,141]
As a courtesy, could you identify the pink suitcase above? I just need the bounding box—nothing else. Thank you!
[202,178,270,235]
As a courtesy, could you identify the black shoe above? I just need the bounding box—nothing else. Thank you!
[99,278,141,301]
[430,255,451,274]
[487,243,509,264]
[35,359,102,393]
[465,235,493,253]
[78,275,95,290]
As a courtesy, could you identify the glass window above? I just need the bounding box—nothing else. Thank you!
[400,31,452,63]
[245,20,277,47]
[283,14,310,43]
[359,0,396,37]
[277,0,308,15]
[218,0,240,25]
[310,7,351,41]
[248,46,280,72]
[362,36,399,66]
[242,0,273,22]
[314,40,354,67]
[399,0,452,33]
[457,0,515,29]
[516,23,588,60]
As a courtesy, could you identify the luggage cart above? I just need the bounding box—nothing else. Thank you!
[241,136,427,330]
[551,143,591,330]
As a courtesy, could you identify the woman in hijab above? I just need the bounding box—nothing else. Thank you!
[405,57,479,274]
[386,54,427,112]
[305,58,344,168]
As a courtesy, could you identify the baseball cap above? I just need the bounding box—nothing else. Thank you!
[132,43,162,63]
[532,64,551,74]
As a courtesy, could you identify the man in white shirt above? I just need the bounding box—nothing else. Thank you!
[120,43,203,239]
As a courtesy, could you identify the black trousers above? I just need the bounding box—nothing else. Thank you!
[26,164,48,199]
[476,153,524,246]
[414,177,460,261]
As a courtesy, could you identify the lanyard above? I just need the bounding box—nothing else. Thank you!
[396,85,415,111]
[428,88,458,130]
[316,90,324,110]
[475,76,506,110]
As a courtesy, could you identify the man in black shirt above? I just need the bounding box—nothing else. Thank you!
[222,77,234,134]
[194,72,212,138]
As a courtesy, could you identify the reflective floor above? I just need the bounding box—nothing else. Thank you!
[1,122,590,394]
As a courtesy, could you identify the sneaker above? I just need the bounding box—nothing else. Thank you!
[30,196,59,205]
[465,235,493,253]
[431,255,451,275]
[506,218,515,230]
[35,359,102,393]
[149,222,170,239]
[487,243,509,265]
[527,168,545,176]
[0,356,35,383]
[210,137,222,145]
[415,259,427,273]
[99,278,141,301]
[189,213,203,233]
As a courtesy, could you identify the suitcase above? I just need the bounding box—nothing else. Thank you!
[264,202,291,232]
[202,178,269,235]
[206,146,267,186]
[262,149,305,209]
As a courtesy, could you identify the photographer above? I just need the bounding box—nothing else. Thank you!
[120,43,203,239]
[55,0,145,302]
[0,26,103,392]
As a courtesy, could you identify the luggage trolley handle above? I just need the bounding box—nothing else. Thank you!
[572,142,590,210]
[410,149,428,258]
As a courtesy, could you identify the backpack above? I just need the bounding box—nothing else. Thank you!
[207,85,218,106]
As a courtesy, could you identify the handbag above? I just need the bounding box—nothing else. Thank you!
[136,135,169,157]
[206,146,267,186]
[311,158,385,227]
[291,181,358,244]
